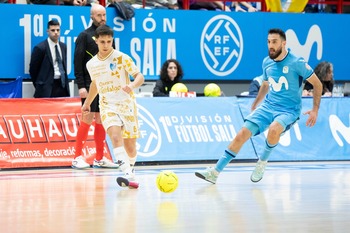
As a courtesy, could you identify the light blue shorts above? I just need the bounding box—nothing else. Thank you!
[244,103,300,136]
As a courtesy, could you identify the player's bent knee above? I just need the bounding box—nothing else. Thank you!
[269,122,285,136]
[243,120,259,136]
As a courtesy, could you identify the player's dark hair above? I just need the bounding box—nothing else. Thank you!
[95,25,114,38]
[268,28,286,41]
[159,59,184,82]
[47,19,60,29]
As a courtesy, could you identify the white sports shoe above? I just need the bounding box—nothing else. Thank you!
[72,156,90,169]
[250,160,268,183]
[124,171,136,181]
[117,170,139,189]
[93,157,120,168]
[195,167,219,184]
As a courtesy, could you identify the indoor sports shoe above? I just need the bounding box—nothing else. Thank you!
[195,167,218,184]
[93,157,120,168]
[116,172,139,189]
[250,160,268,183]
[72,156,90,169]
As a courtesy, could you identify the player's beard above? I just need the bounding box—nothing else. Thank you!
[268,46,282,59]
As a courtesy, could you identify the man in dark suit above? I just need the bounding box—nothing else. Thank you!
[29,19,70,98]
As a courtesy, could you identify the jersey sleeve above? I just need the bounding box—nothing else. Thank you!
[122,54,140,78]
[295,57,314,80]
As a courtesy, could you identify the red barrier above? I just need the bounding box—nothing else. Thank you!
[0,98,112,169]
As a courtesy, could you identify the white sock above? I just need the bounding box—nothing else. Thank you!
[113,147,131,173]
[129,156,137,167]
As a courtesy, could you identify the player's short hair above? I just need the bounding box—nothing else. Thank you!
[268,28,286,41]
[47,19,60,29]
[95,25,114,38]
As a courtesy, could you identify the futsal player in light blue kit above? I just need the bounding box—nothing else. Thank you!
[195,28,323,183]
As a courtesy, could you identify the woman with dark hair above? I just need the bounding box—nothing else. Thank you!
[152,59,184,97]
[303,61,334,97]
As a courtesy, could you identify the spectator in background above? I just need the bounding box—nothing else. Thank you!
[303,3,321,13]
[343,0,350,13]
[123,0,178,9]
[27,0,97,5]
[178,0,231,11]
[232,1,259,12]
[63,0,97,6]
[153,59,184,97]
[27,0,63,4]
[29,19,70,98]
[302,61,334,97]
[248,75,263,96]
[303,3,337,13]
[72,4,119,169]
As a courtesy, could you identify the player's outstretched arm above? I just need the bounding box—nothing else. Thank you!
[251,81,269,111]
[123,72,145,94]
[82,81,98,114]
[303,73,322,127]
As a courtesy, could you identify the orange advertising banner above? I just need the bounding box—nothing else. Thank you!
[0,98,111,169]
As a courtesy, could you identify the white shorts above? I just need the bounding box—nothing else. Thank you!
[100,99,140,139]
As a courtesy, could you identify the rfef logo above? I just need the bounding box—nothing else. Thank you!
[137,104,162,157]
[200,15,243,76]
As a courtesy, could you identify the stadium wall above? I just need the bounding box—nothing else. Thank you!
[0,5,350,97]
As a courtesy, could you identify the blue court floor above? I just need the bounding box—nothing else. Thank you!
[1,161,350,233]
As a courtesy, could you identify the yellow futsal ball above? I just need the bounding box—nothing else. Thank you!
[204,83,221,97]
[171,83,188,93]
[156,170,179,193]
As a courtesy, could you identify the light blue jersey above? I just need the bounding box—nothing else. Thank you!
[262,51,314,113]
[244,51,314,135]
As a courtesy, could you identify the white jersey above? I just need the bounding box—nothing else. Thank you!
[86,50,140,106]
[86,50,140,138]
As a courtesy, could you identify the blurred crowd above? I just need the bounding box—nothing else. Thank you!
[1,0,350,13]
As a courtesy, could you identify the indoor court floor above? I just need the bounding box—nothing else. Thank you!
[1,161,350,233]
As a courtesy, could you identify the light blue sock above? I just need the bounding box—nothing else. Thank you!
[215,149,236,172]
[260,140,277,161]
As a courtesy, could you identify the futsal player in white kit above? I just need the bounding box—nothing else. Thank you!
[82,25,144,188]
